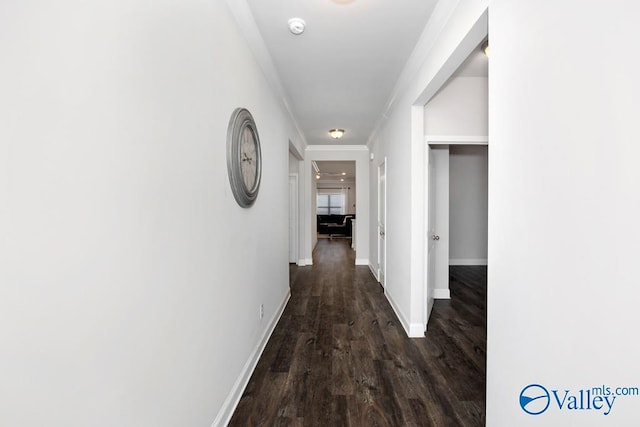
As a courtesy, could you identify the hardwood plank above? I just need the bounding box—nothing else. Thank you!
[331,324,355,396]
[228,240,486,426]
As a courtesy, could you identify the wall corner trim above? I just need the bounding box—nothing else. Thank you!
[355,258,369,266]
[368,263,379,281]
[212,290,291,427]
[432,289,451,299]
[408,323,426,338]
[223,0,307,147]
[385,291,413,337]
[386,292,425,338]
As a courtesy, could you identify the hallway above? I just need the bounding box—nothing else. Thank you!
[229,239,486,426]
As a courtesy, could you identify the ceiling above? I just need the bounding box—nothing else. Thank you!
[245,0,439,145]
[314,160,355,184]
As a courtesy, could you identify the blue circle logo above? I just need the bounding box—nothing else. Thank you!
[519,384,550,415]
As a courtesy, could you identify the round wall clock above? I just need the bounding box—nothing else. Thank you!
[226,108,262,208]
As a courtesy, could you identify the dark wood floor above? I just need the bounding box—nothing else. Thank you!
[229,239,486,426]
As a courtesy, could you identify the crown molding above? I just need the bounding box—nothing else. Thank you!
[224,0,308,149]
[306,145,370,152]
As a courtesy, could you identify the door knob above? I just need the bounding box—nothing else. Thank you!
[431,235,440,240]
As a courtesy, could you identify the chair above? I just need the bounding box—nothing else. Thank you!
[326,215,353,239]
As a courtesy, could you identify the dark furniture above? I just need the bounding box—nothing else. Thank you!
[317,214,355,237]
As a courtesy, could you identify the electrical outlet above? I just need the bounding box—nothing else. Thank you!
[259,304,264,320]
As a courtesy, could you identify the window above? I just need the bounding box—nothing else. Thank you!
[317,193,344,215]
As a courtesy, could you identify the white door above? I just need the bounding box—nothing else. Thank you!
[434,147,450,297]
[426,146,450,323]
[426,147,436,320]
[378,160,386,287]
[288,174,298,264]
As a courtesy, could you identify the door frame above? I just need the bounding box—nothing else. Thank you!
[377,158,387,288]
[426,145,451,314]
[302,146,370,266]
[404,10,487,337]
[288,173,299,264]
[424,136,488,329]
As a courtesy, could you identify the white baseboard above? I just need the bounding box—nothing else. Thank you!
[355,258,369,266]
[386,291,425,338]
[385,291,409,336]
[409,323,426,338]
[212,291,291,427]
[299,258,313,266]
[368,263,379,281]
[432,289,451,299]
[449,258,487,266]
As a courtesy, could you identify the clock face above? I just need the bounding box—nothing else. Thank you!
[240,126,258,191]
[226,108,262,207]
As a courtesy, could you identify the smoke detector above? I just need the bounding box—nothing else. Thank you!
[288,18,306,35]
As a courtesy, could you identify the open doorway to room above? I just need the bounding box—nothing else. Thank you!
[289,145,303,266]
[418,36,489,422]
[424,38,488,326]
[313,160,356,246]
[426,142,488,304]
[303,147,369,267]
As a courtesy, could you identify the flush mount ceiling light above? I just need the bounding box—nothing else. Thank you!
[329,129,345,139]
[288,18,306,35]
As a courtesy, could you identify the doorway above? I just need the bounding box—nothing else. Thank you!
[426,140,488,327]
[426,145,448,320]
[377,159,387,288]
[314,161,356,246]
[288,174,298,264]
[289,144,303,265]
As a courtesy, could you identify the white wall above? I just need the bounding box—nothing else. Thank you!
[449,145,488,265]
[424,76,488,137]
[488,1,640,424]
[0,1,302,425]
[289,150,299,173]
[346,185,357,215]
[368,104,418,333]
